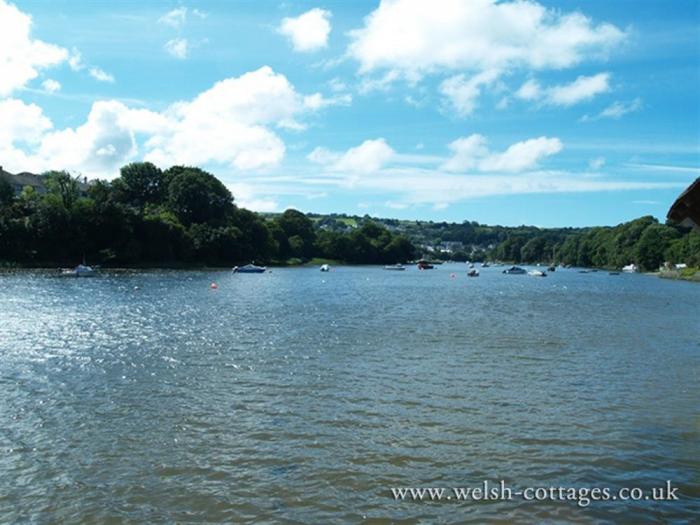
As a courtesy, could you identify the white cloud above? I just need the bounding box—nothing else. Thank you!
[515,79,541,101]
[89,67,115,83]
[68,48,84,71]
[1,66,330,177]
[0,0,69,96]
[515,73,611,107]
[546,73,610,106]
[303,92,352,110]
[348,0,624,79]
[0,98,53,145]
[308,138,395,175]
[279,8,332,52]
[41,78,61,93]
[164,38,189,59]
[600,97,642,118]
[442,135,563,173]
[158,7,187,28]
[582,97,643,121]
[439,69,500,116]
[227,183,278,212]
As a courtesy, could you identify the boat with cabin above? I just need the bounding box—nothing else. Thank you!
[233,263,267,273]
[417,260,434,270]
[502,266,527,275]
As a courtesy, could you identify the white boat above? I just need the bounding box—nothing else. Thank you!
[528,270,547,277]
[468,263,475,268]
[61,264,96,277]
[320,264,330,272]
[233,263,267,273]
[384,263,406,271]
[622,263,638,273]
[481,262,490,268]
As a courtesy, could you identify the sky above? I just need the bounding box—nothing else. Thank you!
[1,0,698,227]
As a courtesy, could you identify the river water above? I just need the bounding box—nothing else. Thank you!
[0,265,698,523]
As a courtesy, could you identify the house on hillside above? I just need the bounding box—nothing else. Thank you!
[0,167,47,196]
[0,167,90,196]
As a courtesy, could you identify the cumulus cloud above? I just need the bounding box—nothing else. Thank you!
[515,73,611,106]
[279,8,332,52]
[0,0,69,96]
[348,0,623,112]
[442,135,563,173]
[348,0,624,78]
[0,98,53,146]
[546,73,610,106]
[89,67,115,83]
[439,70,500,116]
[308,138,395,174]
[164,38,189,59]
[41,78,61,93]
[0,66,339,177]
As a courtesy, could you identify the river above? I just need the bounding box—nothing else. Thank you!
[0,265,698,523]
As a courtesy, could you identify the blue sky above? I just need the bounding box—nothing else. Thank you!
[1,0,698,226]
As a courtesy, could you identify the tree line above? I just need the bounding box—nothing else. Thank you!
[488,216,699,271]
[0,163,416,267]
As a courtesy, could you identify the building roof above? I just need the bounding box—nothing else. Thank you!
[668,177,700,232]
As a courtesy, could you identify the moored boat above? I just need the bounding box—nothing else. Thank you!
[233,263,267,273]
[528,270,547,277]
[384,263,406,271]
[417,260,434,270]
[467,268,479,277]
[622,263,638,273]
[60,264,97,277]
[320,264,330,272]
[502,266,527,275]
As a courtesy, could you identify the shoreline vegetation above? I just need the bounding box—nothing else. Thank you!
[1,163,699,278]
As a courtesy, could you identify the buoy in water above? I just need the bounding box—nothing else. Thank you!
[210,282,218,289]
[450,273,456,279]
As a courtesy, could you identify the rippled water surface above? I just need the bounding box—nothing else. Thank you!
[1,265,698,523]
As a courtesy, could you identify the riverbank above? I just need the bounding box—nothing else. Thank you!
[658,267,700,282]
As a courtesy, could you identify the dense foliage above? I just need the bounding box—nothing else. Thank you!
[0,164,416,267]
[305,212,700,272]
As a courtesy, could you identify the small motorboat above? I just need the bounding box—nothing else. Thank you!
[60,264,96,277]
[622,263,638,273]
[320,264,330,272]
[468,262,475,269]
[502,266,527,275]
[384,263,406,271]
[417,260,434,270]
[547,265,556,272]
[481,262,490,268]
[233,263,267,273]
[467,269,479,277]
[528,270,547,277]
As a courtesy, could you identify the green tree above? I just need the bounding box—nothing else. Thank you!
[0,175,14,207]
[166,167,234,226]
[114,162,165,208]
[44,171,79,210]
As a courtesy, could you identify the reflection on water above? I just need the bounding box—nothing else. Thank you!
[0,265,698,523]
